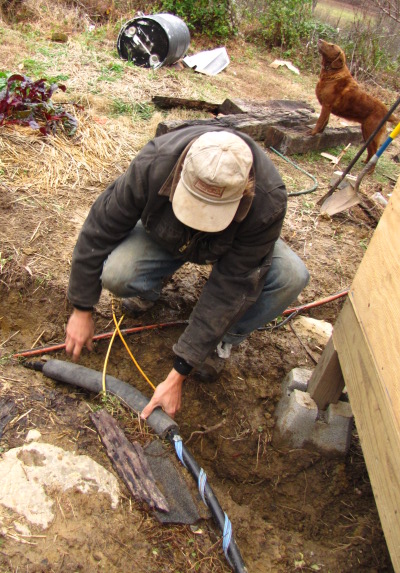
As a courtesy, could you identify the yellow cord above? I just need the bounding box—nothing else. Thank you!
[112,311,156,391]
[102,314,124,395]
[101,297,156,396]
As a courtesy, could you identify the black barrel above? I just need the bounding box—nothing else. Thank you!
[117,13,190,69]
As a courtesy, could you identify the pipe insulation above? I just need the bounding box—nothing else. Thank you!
[39,359,178,437]
[28,359,248,573]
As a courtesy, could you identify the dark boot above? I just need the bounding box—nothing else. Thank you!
[121,296,155,317]
[195,352,226,382]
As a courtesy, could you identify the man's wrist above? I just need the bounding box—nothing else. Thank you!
[173,355,193,376]
[73,304,94,312]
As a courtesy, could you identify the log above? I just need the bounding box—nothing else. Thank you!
[90,409,169,512]
[152,96,220,114]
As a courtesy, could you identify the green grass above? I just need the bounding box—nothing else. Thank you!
[110,98,155,121]
[98,61,125,82]
[313,1,356,28]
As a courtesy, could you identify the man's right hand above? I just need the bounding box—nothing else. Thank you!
[65,309,94,361]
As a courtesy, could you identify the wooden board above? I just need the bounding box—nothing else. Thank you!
[333,177,400,571]
[334,300,400,572]
[350,179,400,421]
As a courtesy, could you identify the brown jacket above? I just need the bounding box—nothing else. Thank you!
[68,125,287,366]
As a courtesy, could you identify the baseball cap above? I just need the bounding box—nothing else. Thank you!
[172,131,253,232]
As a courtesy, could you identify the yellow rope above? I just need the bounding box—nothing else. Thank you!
[112,311,156,391]
[102,314,124,395]
[101,297,156,396]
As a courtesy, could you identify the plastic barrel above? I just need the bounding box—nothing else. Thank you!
[117,13,190,69]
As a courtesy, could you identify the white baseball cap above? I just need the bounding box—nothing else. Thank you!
[172,131,253,232]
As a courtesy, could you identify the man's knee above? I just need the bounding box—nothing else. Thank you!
[269,240,310,298]
[101,257,130,296]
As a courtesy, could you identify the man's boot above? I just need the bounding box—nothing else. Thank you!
[195,342,232,382]
[121,296,155,317]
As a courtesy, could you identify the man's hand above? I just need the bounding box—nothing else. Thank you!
[141,369,186,419]
[65,309,94,362]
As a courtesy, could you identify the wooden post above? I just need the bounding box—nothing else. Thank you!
[307,336,345,410]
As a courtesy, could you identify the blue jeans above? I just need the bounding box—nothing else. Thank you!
[101,222,309,346]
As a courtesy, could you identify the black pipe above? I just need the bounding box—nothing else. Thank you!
[26,359,248,572]
[168,427,248,573]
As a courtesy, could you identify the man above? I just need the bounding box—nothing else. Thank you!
[65,127,309,419]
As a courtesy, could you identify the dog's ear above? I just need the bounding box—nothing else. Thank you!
[331,51,345,69]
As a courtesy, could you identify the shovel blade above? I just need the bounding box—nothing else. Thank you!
[320,184,361,216]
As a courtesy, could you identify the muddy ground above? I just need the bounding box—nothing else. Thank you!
[1,2,399,572]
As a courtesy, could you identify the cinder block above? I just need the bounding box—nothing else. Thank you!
[310,401,353,455]
[273,389,318,448]
[273,368,354,455]
[282,368,313,395]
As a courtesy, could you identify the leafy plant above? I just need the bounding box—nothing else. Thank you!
[0,74,79,136]
[158,0,236,38]
[253,0,314,50]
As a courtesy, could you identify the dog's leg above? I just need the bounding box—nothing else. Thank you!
[362,120,386,164]
[311,106,331,135]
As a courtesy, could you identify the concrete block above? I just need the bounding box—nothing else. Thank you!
[273,368,354,455]
[310,401,353,455]
[273,389,318,448]
[282,368,313,395]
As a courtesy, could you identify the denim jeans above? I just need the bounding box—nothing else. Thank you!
[101,222,309,346]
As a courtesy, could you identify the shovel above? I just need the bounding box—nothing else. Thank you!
[320,121,400,216]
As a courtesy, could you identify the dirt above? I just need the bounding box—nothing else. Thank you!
[1,2,399,572]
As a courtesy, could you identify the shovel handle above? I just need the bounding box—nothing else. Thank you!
[376,121,400,159]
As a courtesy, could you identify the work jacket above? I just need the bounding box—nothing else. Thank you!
[68,125,287,368]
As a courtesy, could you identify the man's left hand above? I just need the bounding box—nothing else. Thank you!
[141,368,186,419]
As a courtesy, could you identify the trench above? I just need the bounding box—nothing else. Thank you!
[0,279,393,572]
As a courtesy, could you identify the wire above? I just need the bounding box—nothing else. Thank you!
[111,309,156,391]
[101,297,156,396]
[102,314,124,395]
[269,146,318,196]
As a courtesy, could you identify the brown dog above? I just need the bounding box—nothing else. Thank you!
[311,39,398,162]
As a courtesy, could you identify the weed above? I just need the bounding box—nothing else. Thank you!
[0,353,13,366]
[132,102,154,121]
[21,58,48,77]
[0,253,12,273]
[98,62,124,82]
[110,98,134,116]
[359,238,368,250]
[110,99,154,121]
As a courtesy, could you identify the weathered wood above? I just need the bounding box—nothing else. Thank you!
[333,178,400,572]
[155,109,315,139]
[90,409,169,512]
[307,336,345,410]
[218,98,315,116]
[155,108,362,156]
[152,96,220,114]
[0,399,16,438]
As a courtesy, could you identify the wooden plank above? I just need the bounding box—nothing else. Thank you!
[349,178,400,423]
[307,336,345,410]
[334,298,400,572]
